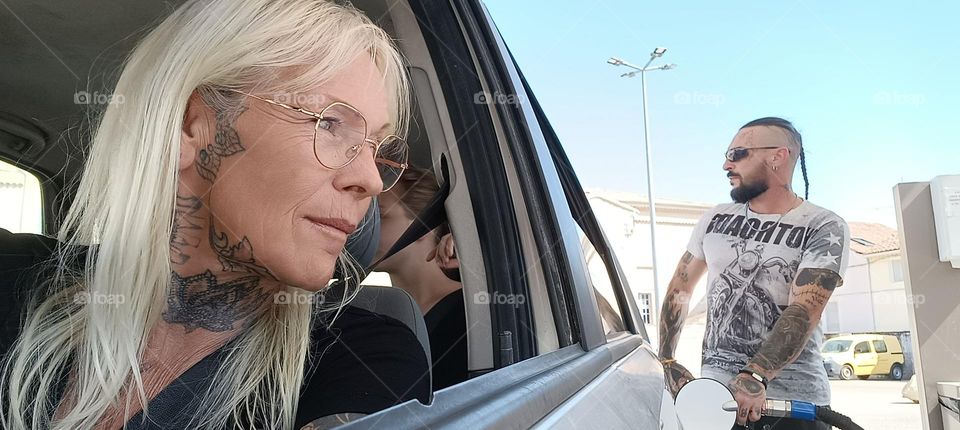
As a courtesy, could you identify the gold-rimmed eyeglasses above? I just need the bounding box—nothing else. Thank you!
[227,89,409,192]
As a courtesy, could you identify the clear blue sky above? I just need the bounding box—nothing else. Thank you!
[485,0,959,227]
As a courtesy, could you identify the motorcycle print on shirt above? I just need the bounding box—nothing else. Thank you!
[704,238,799,368]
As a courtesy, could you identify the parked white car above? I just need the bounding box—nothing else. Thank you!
[903,375,920,403]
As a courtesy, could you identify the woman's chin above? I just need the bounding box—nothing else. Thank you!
[275,263,337,293]
[307,270,340,291]
[268,232,365,292]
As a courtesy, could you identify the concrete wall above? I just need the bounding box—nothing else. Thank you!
[894,182,960,430]
[892,331,916,380]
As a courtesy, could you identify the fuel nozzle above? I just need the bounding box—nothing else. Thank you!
[722,399,817,421]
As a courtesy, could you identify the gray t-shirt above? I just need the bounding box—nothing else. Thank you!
[687,200,850,405]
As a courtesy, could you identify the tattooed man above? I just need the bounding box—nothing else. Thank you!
[658,117,850,429]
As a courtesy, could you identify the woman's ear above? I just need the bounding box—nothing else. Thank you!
[179,90,212,172]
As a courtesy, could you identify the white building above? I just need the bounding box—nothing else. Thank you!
[822,222,909,334]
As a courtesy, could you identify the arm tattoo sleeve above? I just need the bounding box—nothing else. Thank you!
[748,304,811,374]
[658,252,694,358]
[795,267,843,291]
[747,267,840,375]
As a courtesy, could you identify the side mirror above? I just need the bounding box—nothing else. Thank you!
[675,378,737,430]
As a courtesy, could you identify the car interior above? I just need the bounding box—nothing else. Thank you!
[0,0,589,413]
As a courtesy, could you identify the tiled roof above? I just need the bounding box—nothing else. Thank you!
[848,222,900,255]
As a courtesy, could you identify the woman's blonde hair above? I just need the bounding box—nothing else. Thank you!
[0,0,409,428]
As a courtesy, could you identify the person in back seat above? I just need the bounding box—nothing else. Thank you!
[0,1,428,429]
[375,167,469,390]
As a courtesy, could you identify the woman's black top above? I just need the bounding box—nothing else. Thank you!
[0,228,429,429]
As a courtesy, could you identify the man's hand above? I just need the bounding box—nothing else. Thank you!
[727,373,766,426]
[662,359,695,399]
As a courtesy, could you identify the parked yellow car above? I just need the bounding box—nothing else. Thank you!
[821,334,905,380]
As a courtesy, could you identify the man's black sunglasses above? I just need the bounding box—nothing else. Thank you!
[724,146,785,162]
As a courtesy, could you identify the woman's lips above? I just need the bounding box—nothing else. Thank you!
[304,217,357,236]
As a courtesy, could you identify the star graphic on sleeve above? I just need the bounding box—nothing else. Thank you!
[822,251,840,265]
[825,232,843,247]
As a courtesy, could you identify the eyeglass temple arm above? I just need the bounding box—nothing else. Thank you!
[375,158,407,169]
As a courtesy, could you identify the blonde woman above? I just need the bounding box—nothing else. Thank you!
[0,0,429,428]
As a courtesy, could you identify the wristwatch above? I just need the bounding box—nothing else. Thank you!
[738,369,769,389]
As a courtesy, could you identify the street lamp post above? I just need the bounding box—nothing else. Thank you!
[607,48,676,329]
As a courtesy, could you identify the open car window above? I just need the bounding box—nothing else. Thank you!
[0,159,43,234]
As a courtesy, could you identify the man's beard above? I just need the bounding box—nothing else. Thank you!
[730,177,768,203]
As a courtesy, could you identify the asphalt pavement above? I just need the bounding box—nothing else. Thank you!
[828,379,922,430]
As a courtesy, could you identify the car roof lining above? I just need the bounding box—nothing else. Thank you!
[0,0,439,179]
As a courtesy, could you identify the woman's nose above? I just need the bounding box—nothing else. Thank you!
[334,144,383,197]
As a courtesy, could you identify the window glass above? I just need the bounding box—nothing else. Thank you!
[578,226,627,335]
[872,340,888,353]
[890,259,904,283]
[822,339,852,353]
[0,159,43,234]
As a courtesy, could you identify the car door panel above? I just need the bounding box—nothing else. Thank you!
[874,340,891,373]
[340,340,646,429]
[532,339,665,429]
[853,342,878,374]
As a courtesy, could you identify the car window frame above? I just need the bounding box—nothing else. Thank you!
[447,2,618,351]
[336,1,663,428]
[404,0,552,366]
